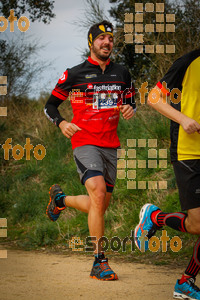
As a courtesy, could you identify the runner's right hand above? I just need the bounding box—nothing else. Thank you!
[59,120,81,138]
[180,115,200,134]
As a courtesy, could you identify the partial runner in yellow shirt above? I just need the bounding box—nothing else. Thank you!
[135,48,200,300]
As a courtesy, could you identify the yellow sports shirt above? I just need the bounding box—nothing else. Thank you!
[157,49,200,161]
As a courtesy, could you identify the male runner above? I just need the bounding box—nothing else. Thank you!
[134,48,200,299]
[44,20,135,281]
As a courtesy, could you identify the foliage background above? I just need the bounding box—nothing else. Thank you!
[0,0,199,265]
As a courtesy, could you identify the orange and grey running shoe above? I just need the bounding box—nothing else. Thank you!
[46,184,66,222]
[90,258,118,281]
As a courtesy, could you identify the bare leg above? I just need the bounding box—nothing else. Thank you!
[64,195,90,213]
[62,176,112,254]
[64,190,112,214]
[85,176,112,254]
[185,207,200,235]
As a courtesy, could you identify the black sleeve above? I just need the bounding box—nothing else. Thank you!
[44,94,65,127]
[158,56,188,92]
[157,49,200,92]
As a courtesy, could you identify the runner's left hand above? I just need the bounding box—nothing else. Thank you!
[119,105,135,120]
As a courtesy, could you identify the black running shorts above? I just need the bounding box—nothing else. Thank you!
[173,160,200,211]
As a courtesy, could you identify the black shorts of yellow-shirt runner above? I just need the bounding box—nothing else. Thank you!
[157,49,200,211]
[173,160,200,211]
[73,145,118,193]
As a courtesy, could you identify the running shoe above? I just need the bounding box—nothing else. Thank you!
[174,277,200,299]
[90,258,118,280]
[46,184,66,222]
[134,203,161,252]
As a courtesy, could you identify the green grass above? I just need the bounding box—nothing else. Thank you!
[0,95,196,265]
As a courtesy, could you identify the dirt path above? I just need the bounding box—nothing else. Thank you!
[0,249,197,300]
